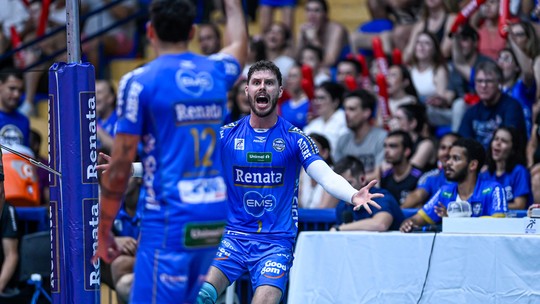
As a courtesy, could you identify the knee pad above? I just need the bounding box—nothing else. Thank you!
[197,282,218,304]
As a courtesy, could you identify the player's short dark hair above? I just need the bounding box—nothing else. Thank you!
[344,89,377,116]
[247,60,283,87]
[452,137,485,173]
[0,67,23,83]
[334,155,365,177]
[150,0,196,43]
[387,130,414,157]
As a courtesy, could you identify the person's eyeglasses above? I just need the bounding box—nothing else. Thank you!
[476,78,497,85]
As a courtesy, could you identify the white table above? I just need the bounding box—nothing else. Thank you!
[289,231,540,304]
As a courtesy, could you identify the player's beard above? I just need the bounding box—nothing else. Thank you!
[248,93,278,118]
[446,166,467,183]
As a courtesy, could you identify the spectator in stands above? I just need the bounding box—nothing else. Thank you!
[280,63,310,129]
[263,22,295,80]
[334,89,387,181]
[528,112,540,204]
[400,138,507,233]
[241,36,266,78]
[29,129,49,205]
[458,61,527,148]
[303,81,347,152]
[258,0,296,38]
[81,0,139,76]
[402,0,456,62]
[96,79,117,153]
[506,20,540,128]
[197,22,221,56]
[408,31,455,127]
[391,103,436,171]
[385,64,418,116]
[473,0,506,61]
[0,68,28,147]
[336,58,363,91]
[298,44,330,86]
[330,156,404,231]
[402,132,460,208]
[296,0,349,68]
[224,78,249,124]
[0,201,19,295]
[299,133,332,209]
[381,130,423,205]
[481,127,531,210]
[0,0,31,68]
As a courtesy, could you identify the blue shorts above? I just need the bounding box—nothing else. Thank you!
[130,246,218,304]
[212,236,294,294]
[259,0,296,7]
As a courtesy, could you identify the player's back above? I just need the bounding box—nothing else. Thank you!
[116,52,241,249]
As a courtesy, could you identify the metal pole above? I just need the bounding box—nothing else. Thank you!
[65,0,81,63]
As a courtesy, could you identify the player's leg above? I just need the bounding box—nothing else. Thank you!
[249,241,294,304]
[252,285,282,304]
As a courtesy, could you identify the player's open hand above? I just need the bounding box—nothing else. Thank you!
[97,152,112,172]
[351,180,383,213]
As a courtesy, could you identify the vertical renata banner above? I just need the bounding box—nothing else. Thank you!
[49,62,100,304]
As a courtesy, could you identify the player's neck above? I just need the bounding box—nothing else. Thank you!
[153,41,189,56]
[250,113,278,129]
[457,174,477,201]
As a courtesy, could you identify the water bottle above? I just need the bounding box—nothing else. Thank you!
[447,201,472,218]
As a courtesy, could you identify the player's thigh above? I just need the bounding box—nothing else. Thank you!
[249,243,294,296]
[210,237,249,292]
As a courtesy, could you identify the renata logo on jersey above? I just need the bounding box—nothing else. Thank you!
[260,260,287,279]
[273,138,285,152]
[233,166,284,187]
[243,191,276,217]
[174,102,222,124]
[176,69,214,97]
[234,138,245,150]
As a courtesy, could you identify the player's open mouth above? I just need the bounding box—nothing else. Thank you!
[256,95,269,104]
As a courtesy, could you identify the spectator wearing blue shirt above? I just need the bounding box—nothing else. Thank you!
[331,156,404,231]
[402,132,460,209]
[96,79,118,153]
[0,68,28,147]
[480,127,532,210]
[458,61,526,148]
[400,138,508,232]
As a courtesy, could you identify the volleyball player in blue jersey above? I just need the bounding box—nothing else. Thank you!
[95,0,247,302]
[197,60,382,304]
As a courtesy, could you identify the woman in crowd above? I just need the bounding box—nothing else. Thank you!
[482,126,531,210]
[224,78,249,124]
[299,133,332,208]
[391,103,437,172]
[386,64,418,116]
[280,63,311,129]
[402,0,456,62]
[409,31,455,127]
[263,22,295,80]
[303,81,347,151]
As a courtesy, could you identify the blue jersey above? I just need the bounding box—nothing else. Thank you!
[479,165,532,206]
[503,80,536,137]
[0,110,30,146]
[115,52,241,250]
[98,111,118,137]
[280,97,310,130]
[419,178,507,224]
[113,205,141,239]
[220,116,322,247]
[335,188,405,230]
[417,168,453,199]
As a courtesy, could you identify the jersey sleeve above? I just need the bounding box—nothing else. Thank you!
[417,169,438,196]
[115,69,146,135]
[293,129,323,169]
[418,189,442,225]
[511,165,532,199]
[209,53,242,90]
[488,184,508,216]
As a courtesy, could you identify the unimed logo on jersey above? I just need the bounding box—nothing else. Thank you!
[233,166,284,187]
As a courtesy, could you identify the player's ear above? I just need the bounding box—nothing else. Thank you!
[469,159,478,172]
[278,86,283,98]
[146,21,154,41]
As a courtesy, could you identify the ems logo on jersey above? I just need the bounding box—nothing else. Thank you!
[176,69,214,97]
[272,138,285,152]
[243,191,276,217]
[235,138,245,150]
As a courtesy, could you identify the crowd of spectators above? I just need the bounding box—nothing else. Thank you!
[2,0,540,300]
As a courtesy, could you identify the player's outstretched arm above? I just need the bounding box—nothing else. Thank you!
[220,0,248,67]
[306,160,382,213]
[95,134,139,264]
